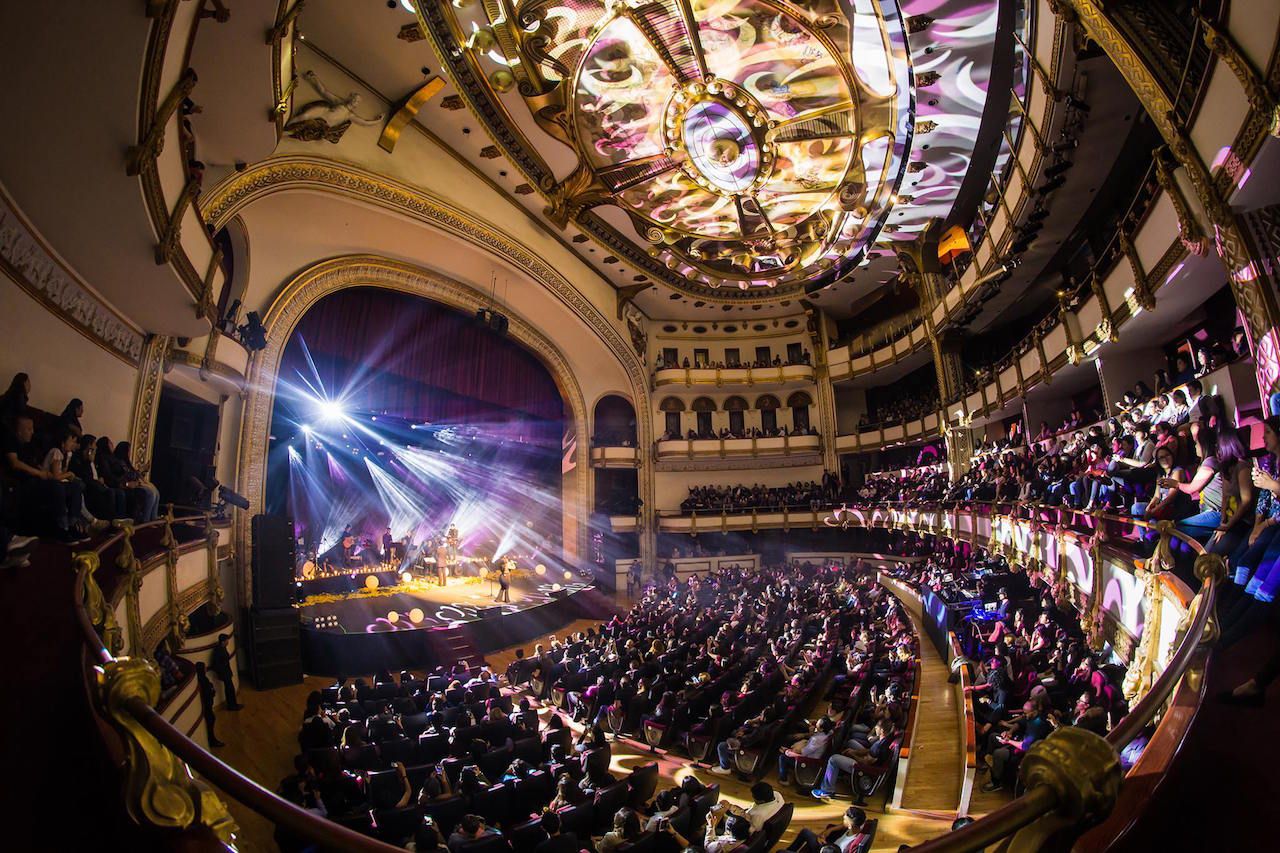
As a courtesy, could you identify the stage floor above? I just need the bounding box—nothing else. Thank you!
[297,570,592,634]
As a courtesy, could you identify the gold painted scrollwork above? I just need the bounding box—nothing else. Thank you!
[1018,727,1122,824]
[74,551,123,655]
[99,657,239,844]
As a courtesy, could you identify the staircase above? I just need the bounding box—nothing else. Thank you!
[434,626,485,670]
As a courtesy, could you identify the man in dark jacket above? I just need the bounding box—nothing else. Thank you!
[211,634,243,710]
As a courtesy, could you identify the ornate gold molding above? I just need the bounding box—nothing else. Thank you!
[232,256,609,605]
[98,657,238,843]
[129,334,171,473]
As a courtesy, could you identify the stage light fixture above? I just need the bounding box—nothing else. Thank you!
[317,398,346,424]
[409,608,424,623]
[365,574,379,590]
[563,570,573,581]
[535,564,546,575]
[301,424,313,434]
[401,571,413,583]
[551,583,562,592]
[388,611,399,623]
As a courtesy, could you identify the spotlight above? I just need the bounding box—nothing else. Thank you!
[1034,175,1065,195]
[409,608,425,623]
[216,485,251,511]
[401,571,413,583]
[365,575,379,590]
[535,564,546,575]
[301,424,313,434]
[317,399,346,423]
[388,611,399,624]
[551,583,562,592]
[563,570,573,581]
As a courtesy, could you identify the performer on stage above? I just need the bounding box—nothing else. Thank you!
[382,527,394,562]
[434,538,449,587]
[446,523,460,577]
[319,533,356,569]
[494,558,512,603]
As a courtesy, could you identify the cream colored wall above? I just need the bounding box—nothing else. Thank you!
[0,271,138,438]
[230,192,634,419]
[269,46,631,346]
[834,385,868,433]
[653,465,827,510]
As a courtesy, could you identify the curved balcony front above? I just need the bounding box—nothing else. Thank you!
[589,445,640,468]
[655,433,821,465]
[653,363,815,390]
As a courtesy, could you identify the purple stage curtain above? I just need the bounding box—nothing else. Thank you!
[277,287,564,425]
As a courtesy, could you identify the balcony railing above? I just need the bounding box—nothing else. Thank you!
[655,433,821,462]
[653,362,815,388]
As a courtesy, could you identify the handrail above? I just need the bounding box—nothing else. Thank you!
[70,510,399,851]
[127,698,404,853]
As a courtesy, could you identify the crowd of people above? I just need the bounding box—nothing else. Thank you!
[855,392,940,432]
[680,474,843,513]
[282,560,917,851]
[661,424,819,443]
[655,351,813,371]
[889,548,1133,793]
[0,372,161,564]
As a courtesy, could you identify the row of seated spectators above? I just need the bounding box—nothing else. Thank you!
[661,425,819,442]
[282,562,900,852]
[655,353,812,371]
[0,372,160,555]
[887,548,1136,794]
[509,563,913,824]
[680,475,842,513]
[855,392,941,432]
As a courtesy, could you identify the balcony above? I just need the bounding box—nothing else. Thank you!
[589,445,639,468]
[653,362,815,389]
[655,433,821,465]
[834,412,942,453]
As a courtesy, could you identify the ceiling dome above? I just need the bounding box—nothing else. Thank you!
[508,0,909,297]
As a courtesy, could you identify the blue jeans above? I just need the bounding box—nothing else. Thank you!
[821,753,857,792]
[716,740,733,769]
[1176,509,1222,542]
[1232,524,1280,585]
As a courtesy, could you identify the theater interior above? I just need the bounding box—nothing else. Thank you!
[1,0,1278,850]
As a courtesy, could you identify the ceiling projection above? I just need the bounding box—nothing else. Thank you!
[473,0,912,298]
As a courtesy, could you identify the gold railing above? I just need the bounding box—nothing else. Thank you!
[72,509,401,851]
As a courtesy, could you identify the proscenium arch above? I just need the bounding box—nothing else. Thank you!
[202,156,656,572]
[233,255,594,607]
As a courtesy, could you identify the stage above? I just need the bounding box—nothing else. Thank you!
[295,571,604,675]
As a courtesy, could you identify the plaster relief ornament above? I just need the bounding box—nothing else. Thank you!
[485,0,910,298]
[286,70,385,144]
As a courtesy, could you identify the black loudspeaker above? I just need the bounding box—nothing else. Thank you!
[479,606,503,619]
[252,513,296,609]
[246,607,303,689]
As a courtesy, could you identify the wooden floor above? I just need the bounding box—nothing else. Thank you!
[213,596,999,851]
[898,606,963,813]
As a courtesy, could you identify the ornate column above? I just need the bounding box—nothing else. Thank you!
[128,333,171,471]
[1058,0,1280,408]
[804,304,840,474]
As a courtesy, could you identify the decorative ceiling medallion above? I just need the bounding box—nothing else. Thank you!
[482,0,910,300]
[440,94,465,110]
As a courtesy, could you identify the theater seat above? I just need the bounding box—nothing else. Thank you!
[689,784,720,828]
[472,783,513,827]
[761,802,793,850]
[421,795,468,836]
[459,834,514,853]
[556,800,595,837]
[617,830,659,853]
[627,762,659,808]
[593,780,631,832]
[371,804,423,844]
[508,817,549,853]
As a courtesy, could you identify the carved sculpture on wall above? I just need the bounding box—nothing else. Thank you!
[622,301,646,358]
[285,70,384,144]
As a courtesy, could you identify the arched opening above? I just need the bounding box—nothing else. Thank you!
[658,396,685,438]
[593,394,637,447]
[691,396,717,437]
[755,394,781,435]
[787,391,813,433]
[724,395,749,436]
[265,286,567,576]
